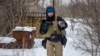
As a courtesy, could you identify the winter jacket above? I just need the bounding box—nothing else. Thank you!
[41,16,68,48]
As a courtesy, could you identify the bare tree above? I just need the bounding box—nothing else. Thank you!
[0,0,41,36]
[66,0,100,56]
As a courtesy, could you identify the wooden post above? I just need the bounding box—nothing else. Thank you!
[53,0,55,8]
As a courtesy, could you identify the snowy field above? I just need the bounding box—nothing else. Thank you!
[0,18,91,56]
[0,38,90,56]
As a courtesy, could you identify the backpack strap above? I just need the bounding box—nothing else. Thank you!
[53,16,59,34]
[54,16,65,35]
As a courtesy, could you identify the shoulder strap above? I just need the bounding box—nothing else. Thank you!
[54,16,58,33]
[54,16,64,35]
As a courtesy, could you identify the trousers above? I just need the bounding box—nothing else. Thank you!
[46,40,63,56]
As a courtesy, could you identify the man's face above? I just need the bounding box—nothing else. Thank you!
[48,12,54,17]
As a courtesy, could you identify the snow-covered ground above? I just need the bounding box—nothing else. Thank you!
[0,38,90,56]
[0,37,16,43]
[0,18,91,56]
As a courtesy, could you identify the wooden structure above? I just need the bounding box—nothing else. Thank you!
[0,0,57,49]
[20,12,45,26]
[13,30,35,48]
[0,12,45,49]
[0,27,35,49]
[20,12,46,38]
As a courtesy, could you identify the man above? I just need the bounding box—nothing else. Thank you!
[40,6,68,56]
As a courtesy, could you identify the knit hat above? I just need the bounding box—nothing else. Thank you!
[46,6,55,14]
[46,6,55,21]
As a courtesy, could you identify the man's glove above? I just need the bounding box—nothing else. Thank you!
[57,16,68,30]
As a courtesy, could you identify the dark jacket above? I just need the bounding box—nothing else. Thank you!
[41,16,68,49]
[41,6,68,48]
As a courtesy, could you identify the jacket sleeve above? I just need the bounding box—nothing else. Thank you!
[39,20,49,34]
[57,16,68,30]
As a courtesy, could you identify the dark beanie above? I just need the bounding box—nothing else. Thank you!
[46,6,55,21]
[46,6,55,14]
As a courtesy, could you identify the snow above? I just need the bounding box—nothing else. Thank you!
[65,18,94,50]
[0,38,90,56]
[0,18,91,56]
[0,37,16,43]
[13,26,36,32]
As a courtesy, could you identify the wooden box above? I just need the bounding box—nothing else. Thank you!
[12,27,35,48]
